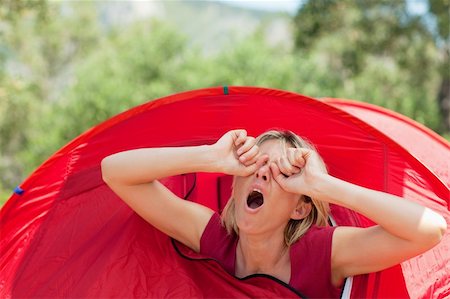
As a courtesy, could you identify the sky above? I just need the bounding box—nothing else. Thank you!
[217,0,428,15]
[217,0,302,14]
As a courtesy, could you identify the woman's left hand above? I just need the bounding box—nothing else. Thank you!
[269,147,326,197]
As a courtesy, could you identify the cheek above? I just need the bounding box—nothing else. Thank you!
[232,177,248,201]
[271,189,299,211]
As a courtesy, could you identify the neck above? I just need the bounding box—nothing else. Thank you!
[235,230,290,278]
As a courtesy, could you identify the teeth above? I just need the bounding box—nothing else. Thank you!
[253,188,262,193]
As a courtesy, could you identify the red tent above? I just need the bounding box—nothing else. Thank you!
[1,86,449,298]
[323,98,449,189]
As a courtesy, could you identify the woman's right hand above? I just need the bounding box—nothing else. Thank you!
[211,129,260,176]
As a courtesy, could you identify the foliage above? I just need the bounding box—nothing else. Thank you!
[293,0,443,131]
[429,0,450,41]
[0,1,101,200]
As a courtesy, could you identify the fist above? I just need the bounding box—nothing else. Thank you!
[213,130,260,176]
[270,147,325,196]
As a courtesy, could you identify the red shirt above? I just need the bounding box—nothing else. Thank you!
[200,213,341,298]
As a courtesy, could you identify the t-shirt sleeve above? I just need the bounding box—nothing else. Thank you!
[199,213,237,275]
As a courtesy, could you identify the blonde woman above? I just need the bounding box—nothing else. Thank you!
[101,129,446,298]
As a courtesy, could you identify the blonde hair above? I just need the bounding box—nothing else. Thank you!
[221,129,330,246]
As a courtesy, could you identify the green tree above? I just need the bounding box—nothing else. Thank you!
[429,0,450,132]
[26,21,341,179]
[0,1,102,202]
[0,0,48,201]
[293,0,443,133]
[21,18,213,179]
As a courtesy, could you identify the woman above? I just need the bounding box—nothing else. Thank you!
[101,129,446,298]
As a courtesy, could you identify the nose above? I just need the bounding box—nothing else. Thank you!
[255,156,270,182]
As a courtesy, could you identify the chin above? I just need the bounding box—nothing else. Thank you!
[235,214,263,234]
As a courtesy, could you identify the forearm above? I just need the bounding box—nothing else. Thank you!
[311,173,446,244]
[101,145,218,185]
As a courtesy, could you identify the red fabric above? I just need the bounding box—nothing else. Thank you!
[324,98,450,189]
[290,225,340,298]
[200,213,340,298]
[324,98,450,298]
[1,87,448,298]
[200,213,238,275]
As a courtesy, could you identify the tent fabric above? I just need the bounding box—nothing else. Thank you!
[1,86,449,298]
[323,98,450,298]
[323,98,450,189]
[324,98,450,298]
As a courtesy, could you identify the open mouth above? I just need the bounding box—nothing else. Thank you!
[246,190,264,209]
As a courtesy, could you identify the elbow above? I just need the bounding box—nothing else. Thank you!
[422,213,447,250]
[433,215,447,244]
[101,156,115,184]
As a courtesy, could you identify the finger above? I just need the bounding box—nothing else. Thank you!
[287,148,305,169]
[233,130,247,147]
[243,151,266,168]
[296,148,312,162]
[255,154,269,168]
[240,144,259,165]
[237,136,256,156]
[270,162,287,187]
[277,156,296,176]
[296,148,325,173]
[243,154,268,175]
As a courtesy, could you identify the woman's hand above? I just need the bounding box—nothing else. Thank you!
[269,147,326,197]
[212,129,260,176]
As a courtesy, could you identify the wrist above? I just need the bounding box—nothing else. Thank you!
[308,172,333,201]
[308,172,358,206]
[201,144,224,173]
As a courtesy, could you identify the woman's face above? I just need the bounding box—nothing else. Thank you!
[233,139,307,236]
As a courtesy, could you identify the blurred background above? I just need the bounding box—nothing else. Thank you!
[0,0,449,204]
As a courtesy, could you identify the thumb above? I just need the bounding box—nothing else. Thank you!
[270,162,287,188]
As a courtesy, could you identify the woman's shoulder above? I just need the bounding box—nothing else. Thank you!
[305,224,336,238]
[290,224,337,268]
[292,224,337,250]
